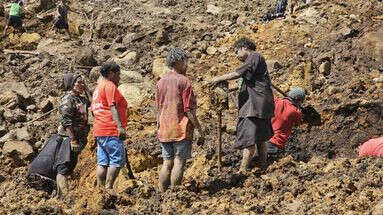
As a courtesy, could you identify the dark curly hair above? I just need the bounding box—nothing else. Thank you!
[100,62,120,78]
[234,37,256,51]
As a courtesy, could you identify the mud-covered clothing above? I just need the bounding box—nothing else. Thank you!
[234,52,274,149]
[236,52,274,119]
[358,137,383,157]
[8,3,21,17]
[235,117,274,149]
[91,79,128,137]
[28,135,74,180]
[269,97,302,149]
[58,91,90,149]
[156,70,197,143]
[54,4,68,29]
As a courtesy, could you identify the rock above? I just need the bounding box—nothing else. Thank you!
[217,47,228,54]
[118,83,152,109]
[373,76,383,83]
[206,46,217,55]
[34,141,43,149]
[120,70,143,83]
[0,131,16,144]
[3,109,26,123]
[122,33,137,45]
[207,4,222,15]
[16,127,31,141]
[267,60,283,71]
[0,125,7,138]
[2,140,34,159]
[361,29,383,64]
[152,58,169,78]
[327,86,341,95]
[319,61,331,76]
[19,33,41,44]
[68,14,84,36]
[36,0,56,12]
[26,105,37,111]
[372,200,383,215]
[90,66,102,83]
[39,99,53,113]
[76,48,98,66]
[0,82,30,100]
[338,27,356,38]
[113,51,137,68]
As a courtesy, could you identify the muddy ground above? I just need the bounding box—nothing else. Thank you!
[0,0,382,214]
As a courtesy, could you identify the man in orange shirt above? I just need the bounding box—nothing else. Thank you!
[91,62,128,192]
[156,48,205,192]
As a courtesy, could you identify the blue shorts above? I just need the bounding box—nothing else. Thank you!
[161,140,192,160]
[97,136,126,168]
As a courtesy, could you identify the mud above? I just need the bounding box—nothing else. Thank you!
[0,0,382,214]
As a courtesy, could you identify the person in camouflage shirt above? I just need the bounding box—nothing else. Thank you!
[56,73,90,198]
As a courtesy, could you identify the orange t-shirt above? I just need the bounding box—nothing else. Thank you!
[91,79,128,137]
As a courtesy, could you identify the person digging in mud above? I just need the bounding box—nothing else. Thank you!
[208,37,274,172]
[28,73,91,199]
[156,48,205,192]
[52,0,70,35]
[266,87,305,158]
[2,0,26,36]
[91,62,128,193]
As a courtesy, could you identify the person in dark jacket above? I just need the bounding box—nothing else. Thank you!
[209,37,275,172]
[55,73,90,198]
[28,73,90,199]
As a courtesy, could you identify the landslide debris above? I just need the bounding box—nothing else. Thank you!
[0,0,382,214]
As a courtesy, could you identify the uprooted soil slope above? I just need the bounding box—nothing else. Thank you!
[0,0,382,214]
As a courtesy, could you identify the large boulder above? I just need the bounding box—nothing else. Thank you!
[120,70,143,84]
[112,51,137,69]
[76,48,98,66]
[2,140,34,159]
[361,28,383,64]
[152,58,169,78]
[118,83,152,109]
[19,33,41,44]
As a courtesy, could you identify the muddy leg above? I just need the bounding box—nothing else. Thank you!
[158,159,174,192]
[105,166,120,189]
[170,157,186,187]
[257,141,268,170]
[56,174,68,199]
[96,165,107,188]
[240,145,255,171]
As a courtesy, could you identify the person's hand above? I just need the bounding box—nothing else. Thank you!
[118,126,127,141]
[70,140,80,152]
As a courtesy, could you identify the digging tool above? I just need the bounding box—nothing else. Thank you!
[212,81,229,171]
[122,146,135,180]
[28,106,59,125]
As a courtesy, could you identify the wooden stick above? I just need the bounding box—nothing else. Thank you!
[73,65,94,69]
[217,110,222,171]
[28,107,59,124]
[4,49,39,55]
[271,83,288,97]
